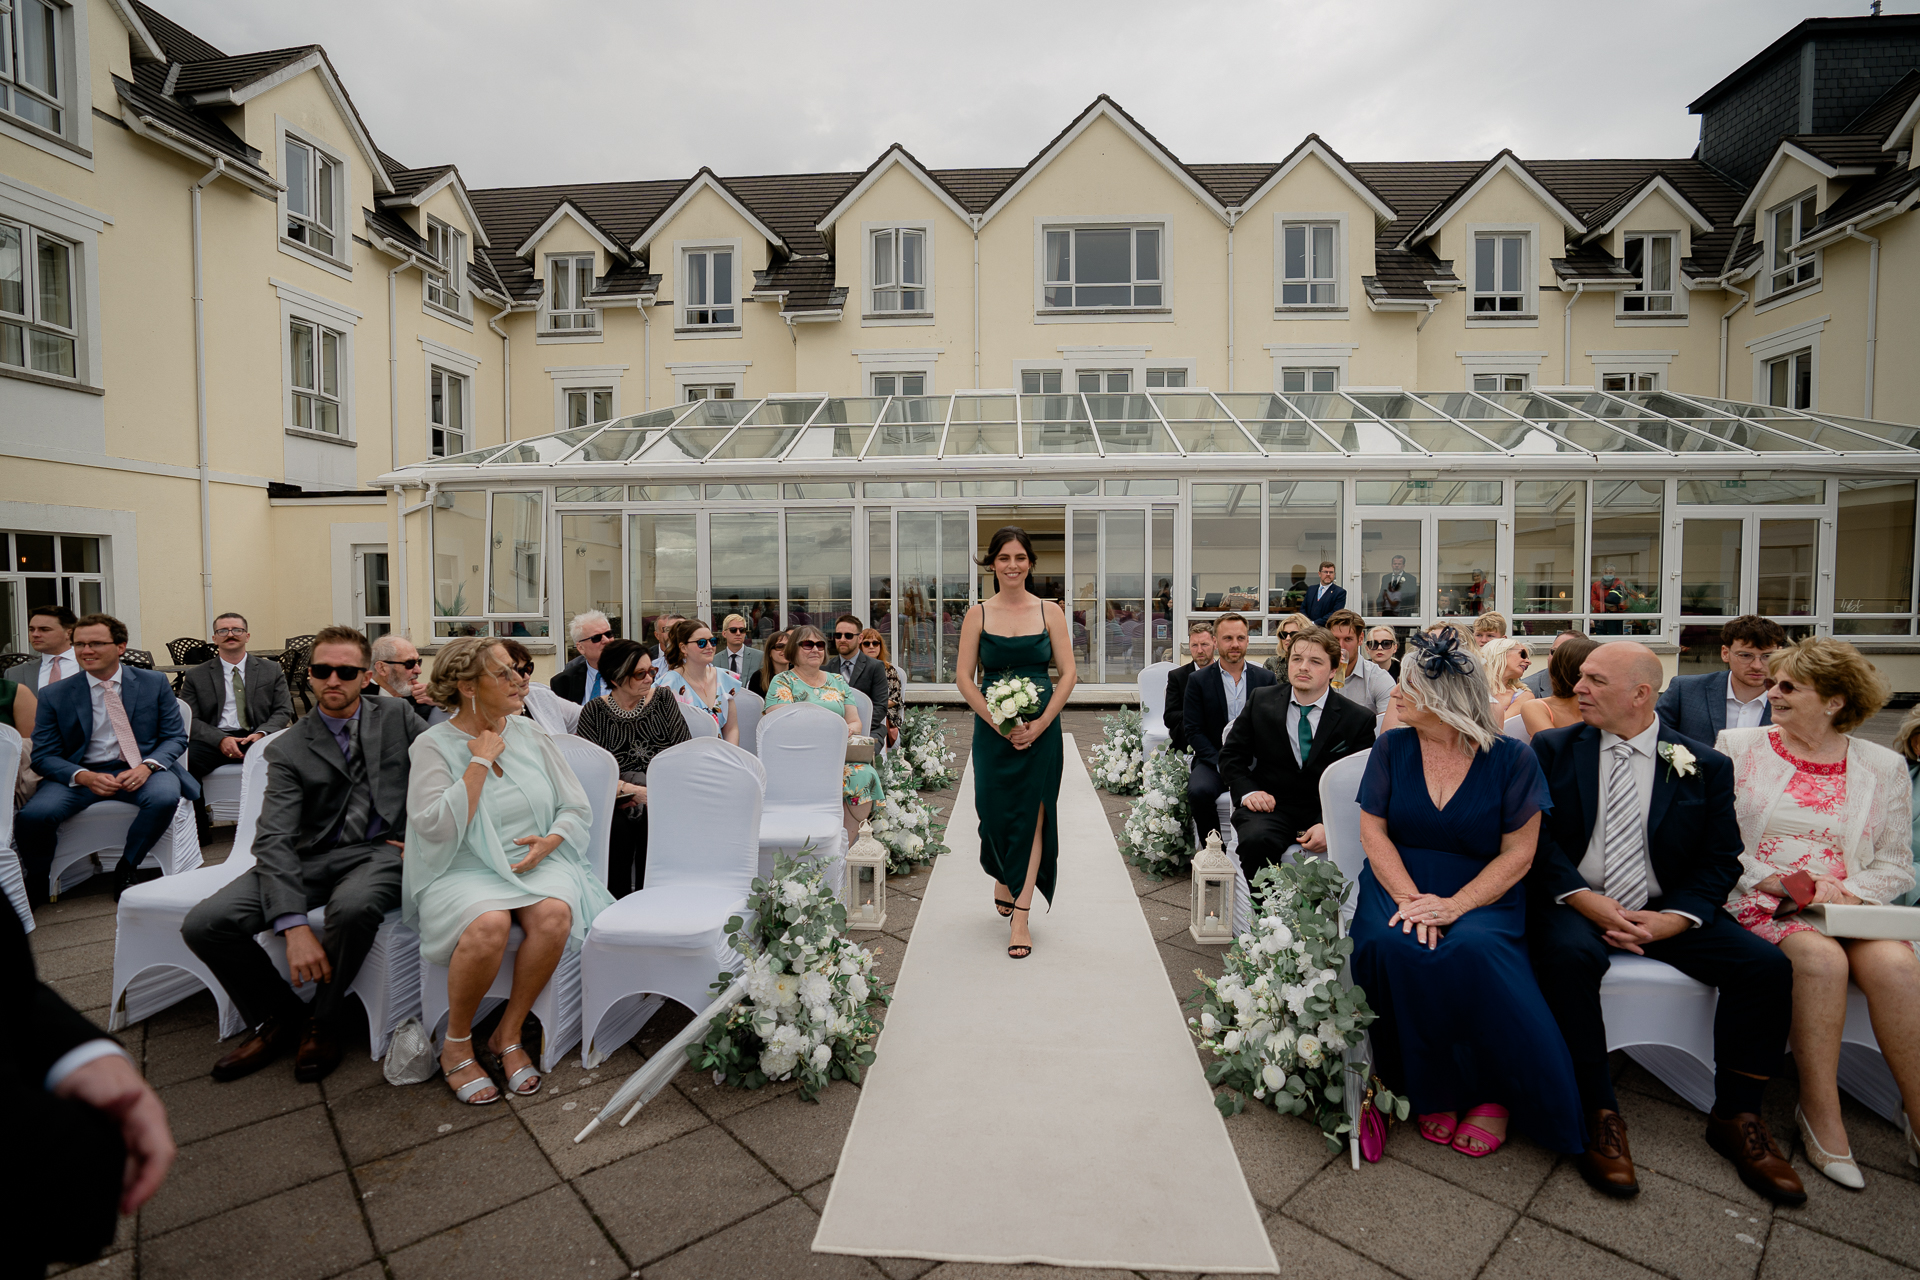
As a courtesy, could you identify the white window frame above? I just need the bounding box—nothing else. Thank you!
[1266,343,1355,392]
[1767,191,1821,297]
[276,118,350,277]
[1034,218,1169,319]
[543,254,598,333]
[274,280,359,453]
[683,383,736,401]
[1,0,63,137]
[1589,349,1676,392]
[424,217,467,318]
[0,0,92,166]
[288,315,345,437]
[1145,367,1190,389]
[1074,368,1133,393]
[1747,315,1826,410]
[0,214,78,382]
[429,366,469,456]
[1469,228,1531,316]
[1600,371,1660,392]
[870,370,927,397]
[1018,366,1064,394]
[1275,215,1345,310]
[863,222,932,323]
[678,239,741,333]
[1619,232,1680,315]
[1472,373,1531,393]
[1458,348,1547,391]
[668,359,749,401]
[1280,367,1339,395]
[0,177,102,404]
[565,385,614,429]
[1764,349,1814,410]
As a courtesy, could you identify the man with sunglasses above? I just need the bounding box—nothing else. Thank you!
[552,610,617,706]
[717,612,762,683]
[180,612,294,779]
[181,625,425,1084]
[824,612,888,736]
[368,634,436,721]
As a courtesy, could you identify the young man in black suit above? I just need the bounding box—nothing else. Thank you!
[1527,641,1802,1206]
[1220,626,1376,875]
[1182,613,1276,842]
[1163,620,1215,752]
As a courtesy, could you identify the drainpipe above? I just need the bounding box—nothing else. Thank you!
[639,298,652,410]
[971,220,981,389]
[1717,278,1750,399]
[1841,225,1880,418]
[395,481,440,641]
[189,157,225,635]
[388,258,410,635]
[1225,211,1238,392]
[1561,282,1584,383]
[487,297,512,441]
[1415,298,1440,332]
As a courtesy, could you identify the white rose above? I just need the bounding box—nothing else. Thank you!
[772,974,800,1008]
[760,1047,798,1078]
[847,973,869,1002]
[1200,1010,1220,1033]
[1317,1019,1342,1046]
[810,1043,833,1069]
[780,880,808,905]
[1296,1034,1323,1065]
[1262,1064,1287,1092]
[1222,1029,1243,1052]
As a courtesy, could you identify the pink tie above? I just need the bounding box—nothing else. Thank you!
[103,681,142,768]
[48,656,63,683]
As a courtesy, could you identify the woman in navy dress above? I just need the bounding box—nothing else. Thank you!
[1350,631,1584,1157]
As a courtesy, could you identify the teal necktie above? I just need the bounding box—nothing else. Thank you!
[1297,702,1314,764]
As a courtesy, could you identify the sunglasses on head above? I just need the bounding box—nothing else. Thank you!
[797,639,827,650]
[383,657,422,669]
[309,663,367,682]
[690,636,716,648]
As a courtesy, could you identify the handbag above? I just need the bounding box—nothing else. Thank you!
[846,736,876,764]
[1357,1074,1389,1163]
[1801,903,1920,941]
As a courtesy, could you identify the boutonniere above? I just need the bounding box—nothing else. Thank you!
[1659,741,1697,781]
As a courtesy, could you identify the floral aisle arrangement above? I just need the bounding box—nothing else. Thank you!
[689,853,890,1101]
[898,707,958,790]
[870,749,950,874]
[982,674,1043,735]
[1188,858,1407,1150]
[1088,709,1146,795]
[1119,746,1195,877]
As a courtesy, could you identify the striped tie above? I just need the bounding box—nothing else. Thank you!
[337,715,373,847]
[1601,741,1650,911]
[102,681,142,769]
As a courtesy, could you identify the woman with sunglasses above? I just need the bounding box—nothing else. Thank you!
[1365,627,1402,681]
[768,625,884,839]
[575,639,690,896]
[1263,611,1307,677]
[656,619,742,746]
[748,630,790,699]
[404,637,615,1104]
[859,628,902,747]
[1715,638,1920,1187]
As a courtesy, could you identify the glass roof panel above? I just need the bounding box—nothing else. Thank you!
[1093,419,1179,454]
[1413,391,1519,422]
[1676,417,1825,452]
[1247,420,1346,453]
[1085,393,1157,421]
[1796,412,1920,450]
[1672,395,1916,451]
[948,395,1016,423]
[709,426,804,460]
[1350,392,1447,420]
[943,422,1019,456]
[1024,419,1100,455]
[569,428,655,462]
[884,396,947,424]
[786,423,876,460]
[1312,420,1413,453]
[1019,394,1089,425]
[1385,423,1504,453]
[814,397,888,425]
[1154,393,1235,420]
[485,425,605,464]
[866,422,943,457]
[1168,421,1257,453]
[1548,393,1748,454]
[430,442,509,465]
[1283,392,1371,421]
[1214,392,1302,421]
[677,398,757,428]
[741,398,823,426]
[636,427,732,462]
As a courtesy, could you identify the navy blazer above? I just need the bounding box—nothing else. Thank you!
[1303,581,1347,625]
[31,663,198,799]
[1655,670,1771,743]
[1182,660,1277,770]
[1527,721,1741,924]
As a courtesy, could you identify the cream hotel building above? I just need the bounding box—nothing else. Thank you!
[7,3,1920,695]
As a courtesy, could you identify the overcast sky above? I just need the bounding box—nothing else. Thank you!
[157,0,1863,191]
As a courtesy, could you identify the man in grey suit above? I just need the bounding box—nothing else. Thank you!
[1522,630,1583,699]
[179,612,294,780]
[1656,615,1785,743]
[717,612,763,683]
[182,626,424,1084]
[825,613,888,734]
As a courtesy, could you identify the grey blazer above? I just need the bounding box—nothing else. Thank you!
[826,651,889,733]
[250,696,425,919]
[181,654,294,746]
[1521,667,1553,699]
[718,644,763,683]
[1656,670,1771,744]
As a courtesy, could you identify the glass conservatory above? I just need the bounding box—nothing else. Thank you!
[383,387,1920,696]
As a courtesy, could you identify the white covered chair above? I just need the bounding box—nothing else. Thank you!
[523,681,581,735]
[679,702,720,739]
[202,764,246,824]
[1503,714,1531,743]
[48,697,204,899]
[755,701,850,888]
[579,737,764,1067]
[0,727,34,931]
[1138,661,1173,761]
[1317,749,1377,1154]
[419,735,618,1074]
[732,687,764,754]
[850,687,875,738]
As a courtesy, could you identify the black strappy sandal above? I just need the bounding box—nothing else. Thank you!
[1007,905,1032,959]
[994,896,1016,917]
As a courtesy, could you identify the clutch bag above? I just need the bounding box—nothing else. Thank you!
[1801,903,1920,941]
[846,736,876,764]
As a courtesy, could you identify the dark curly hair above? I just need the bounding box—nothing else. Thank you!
[663,617,712,670]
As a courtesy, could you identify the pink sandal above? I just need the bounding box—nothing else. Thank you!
[1418,1113,1459,1145]
[1451,1104,1509,1158]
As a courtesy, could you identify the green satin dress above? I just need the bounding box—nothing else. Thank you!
[973,621,1061,905]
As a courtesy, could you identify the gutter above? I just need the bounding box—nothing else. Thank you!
[640,297,652,410]
[1717,277,1750,399]
[123,110,281,196]
[972,218,982,390]
[1561,282,1584,383]
[1225,210,1239,392]
[189,157,225,635]
[1840,225,1880,418]
[1415,298,1441,332]
[487,295,513,441]
[394,481,440,640]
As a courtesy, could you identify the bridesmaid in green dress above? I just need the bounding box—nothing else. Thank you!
[957,526,1077,958]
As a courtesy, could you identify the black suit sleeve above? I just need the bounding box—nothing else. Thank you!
[1526,732,1592,905]
[255,660,294,735]
[1184,671,1218,770]
[3,890,113,1089]
[1164,666,1188,740]
[184,665,227,749]
[1657,746,1744,922]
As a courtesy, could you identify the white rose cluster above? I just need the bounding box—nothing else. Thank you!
[898,707,958,789]
[870,749,951,873]
[1120,746,1196,877]
[982,675,1043,732]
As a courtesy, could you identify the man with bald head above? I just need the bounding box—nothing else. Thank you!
[1526,642,1802,1206]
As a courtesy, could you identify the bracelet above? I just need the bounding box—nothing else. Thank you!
[468,757,497,771]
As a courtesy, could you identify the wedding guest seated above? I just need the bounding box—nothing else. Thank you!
[1182,614,1275,842]
[1365,626,1401,682]
[1528,641,1801,1204]
[405,637,615,1104]
[1523,630,1581,699]
[25,603,78,690]
[859,628,902,746]
[1473,611,1509,641]
[180,612,293,781]
[1165,621,1215,751]
[1350,631,1581,1160]
[1221,625,1374,874]
[1657,614,1784,742]
[1478,637,1535,722]
[551,610,617,705]
[769,625,884,843]
[1715,638,1920,1188]
[1326,610,1393,717]
[573,639,689,896]
[826,613,890,737]
[657,619,742,745]
[369,634,436,720]
[1896,704,1920,906]
[1261,612,1304,677]
[748,630,790,698]
[716,613,762,683]
[182,626,422,1083]
[1519,635,1597,736]
[20,613,196,903]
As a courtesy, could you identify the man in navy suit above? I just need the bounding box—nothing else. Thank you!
[1654,615,1785,743]
[1528,641,1801,1206]
[1181,613,1276,842]
[19,614,197,903]
[1302,561,1346,625]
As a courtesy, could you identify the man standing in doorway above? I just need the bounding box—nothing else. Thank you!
[1182,613,1275,842]
[1303,561,1346,626]
[1377,554,1418,618]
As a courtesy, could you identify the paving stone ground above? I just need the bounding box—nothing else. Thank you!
[32,706,1920,1279]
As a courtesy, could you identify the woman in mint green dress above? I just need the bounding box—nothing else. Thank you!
[405,637,615,1105]
[957,527,1077,959]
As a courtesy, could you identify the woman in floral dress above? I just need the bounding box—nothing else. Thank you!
[767,624,884,816]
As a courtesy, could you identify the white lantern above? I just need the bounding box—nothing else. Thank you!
[1189,831,1236,945]
[844,820,888,931]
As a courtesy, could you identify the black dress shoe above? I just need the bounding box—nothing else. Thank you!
[112,863,160,901]
[211,1018,299,1082]
[293,1020,343,1083]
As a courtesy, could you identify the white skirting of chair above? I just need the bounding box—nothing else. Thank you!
[422,932,585,1075]
[110,854,257,1034]
[1139,661,1173,762]
[258,908,423,1060]
[0,847,31,933]
[202,764,245,823]
[50,798,202,899]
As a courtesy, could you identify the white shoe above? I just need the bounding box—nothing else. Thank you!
[1796,1105,1864,1189]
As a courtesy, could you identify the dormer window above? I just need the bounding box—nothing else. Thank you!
[284,137,342,259]
[1281,223,1337,305]
[1043,225,1162,310]
[1768,193,1819,295]
[1,0,62,133]
[1621,233,1675,313]
[871,228,925,313]
[683,247,736,327]
[1472,233,1526,313]
[546,255,597,331]
[425,219,466,314]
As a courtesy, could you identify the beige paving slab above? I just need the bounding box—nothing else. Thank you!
[1761,1221,1920,1280]
[644,1198,880,1280]
[1618,1092,1782,1209]
[28,912,119,953]
[385,1184,618,1280]
[1479,1220,1665,1280]
[521,1065,709,1180]
[1234,1212,1396,1280]
[141,1021,234,1088]
[328,1074,505,1165]
[1777,1153,1920,1269]
[354,1115,557,1252]
[1219,1100,1339,1211]
[1377,1108,1559,1211]
[140,1106,344,1238]
[1528,1162,1769,1280]
[576,1125,789,1267]
[1283,1154,1516,1280]
[139,1171,375,1280]
[724,1083,863,1189]
[673,1068,802,1121]
[157,1065,325,1146]
[34,935,118,981]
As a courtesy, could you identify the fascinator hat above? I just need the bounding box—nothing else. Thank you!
[1408,629,1476,680]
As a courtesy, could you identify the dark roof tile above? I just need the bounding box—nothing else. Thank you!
[171,47,314,96]
[114,67,262,170]
[129,0,224,63]
[1844,69,1920,140]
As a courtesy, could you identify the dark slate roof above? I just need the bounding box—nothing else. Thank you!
[1190,163,1281,207]
[1552,243,1638,282]
[752,259,845,314]
[1846,70,1920,139]
[171,46,313,96]
[1688,14,1920,112]
[1789,133,1895,169]
[363,206,428,255]
[588,265,660,299]
[927,167,1022,213]
[129,0,224,63]
[379,151,456,202]
[1815,163,1920,231]
[114,65,262,170]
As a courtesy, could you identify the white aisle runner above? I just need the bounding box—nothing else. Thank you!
[813,735,1277,1273]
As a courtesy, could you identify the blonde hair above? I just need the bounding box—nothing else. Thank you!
[1398,642,1500,753]
[427,636,506,710]
[1477,636,1529,694]
[1473,611,1509,638]
[1768,638,1890,735]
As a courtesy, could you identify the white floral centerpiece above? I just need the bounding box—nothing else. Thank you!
[899,707,958,790]
[1088,709,1146,796]
[982,674,1043,736]
[1120,746,1195,878]
[870,748,951,874]
[1188,858,1406,1149]
[690,853,889,1102]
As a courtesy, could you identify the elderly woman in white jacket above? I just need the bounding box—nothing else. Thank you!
[1715,638,1920,1190]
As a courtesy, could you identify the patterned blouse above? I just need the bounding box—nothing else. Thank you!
[1726,732,1851,943]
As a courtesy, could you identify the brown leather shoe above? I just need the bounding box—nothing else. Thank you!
[293,1019,343,1084]
[1576,1109,1640,1198]
[210,1018,298,1082]
[1706,1111,1807,1205]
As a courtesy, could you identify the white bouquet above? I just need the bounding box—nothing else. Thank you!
[982,674,1043,736]
[1088,709,1146,796]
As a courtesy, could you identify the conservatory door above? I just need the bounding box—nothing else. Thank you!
[897,510,972,684]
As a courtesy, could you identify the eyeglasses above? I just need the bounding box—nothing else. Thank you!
[1365,640,1396,650]
[308,663,367,681]
[578,631,613,645]
[726,627,747,635]
[72,640,119,650]
[381,657,422,669]
[796,639,827,650]
[213,627,248,637]
[834,631,859,640]
[690,636,716,649]
[633,667,656,681]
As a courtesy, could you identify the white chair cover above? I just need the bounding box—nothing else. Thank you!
[850,687,874,736]
[0,727,33,931]
[1503,714,1531,743]
[523,682,581,735]
[732,687,764,755]
[580,737,765,1066]
[1138,661,1173,761]
[203,763,246,823]
[755,701,849,888]
[680,702,720,739]
[1316,749,1376,1152]
[419,732,617,1073]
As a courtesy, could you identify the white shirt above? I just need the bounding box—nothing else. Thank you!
[724,645,746,676]
[1725,677,1768,731]
[36,648,75,689]
[1286,687,1331,767]
[218,655,246,730]
[1571,718,1699,924]
[80,666,154,771]
[1220,663,1250,724]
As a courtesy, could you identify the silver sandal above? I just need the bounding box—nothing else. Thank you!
[494,1042,541,1096]
[441,1034,500,1105]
